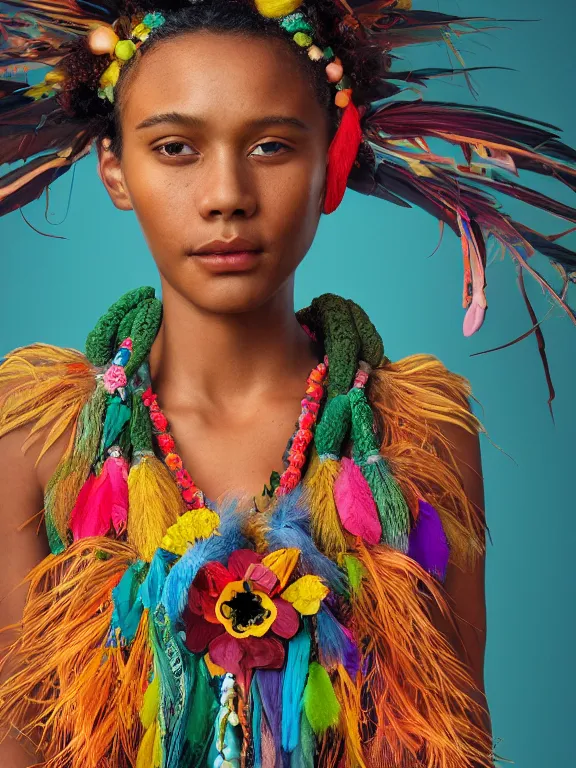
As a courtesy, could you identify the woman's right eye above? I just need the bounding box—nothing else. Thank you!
[156,142,197,158]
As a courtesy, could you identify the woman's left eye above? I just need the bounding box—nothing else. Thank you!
[250,141,290,157]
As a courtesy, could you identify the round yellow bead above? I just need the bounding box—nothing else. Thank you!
[293,32,312,48]
[254,0,303,19]
[114,39,137,62]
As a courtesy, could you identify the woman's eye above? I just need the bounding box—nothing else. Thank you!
[250,141,289,157]
[156,142,196,157]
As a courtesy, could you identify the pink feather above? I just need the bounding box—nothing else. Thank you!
[333,456,382,545]
[69,455,129,540]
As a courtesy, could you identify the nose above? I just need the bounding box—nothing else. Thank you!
[196,147,257,221]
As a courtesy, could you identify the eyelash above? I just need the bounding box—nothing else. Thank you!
[155,140,291,158]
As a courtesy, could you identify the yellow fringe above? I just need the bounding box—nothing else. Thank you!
[350,539,493,768]
[0,538,147,767]
[367,353,488,567]
[0,342,96,466]
[304,457,348,559]
[127,454,186,561]
[334,664,368,768]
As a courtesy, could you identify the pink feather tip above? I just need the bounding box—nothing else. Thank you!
[69,454,129,540]
[333,456,382,545]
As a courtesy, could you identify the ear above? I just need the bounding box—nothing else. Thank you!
[97,137,133,211]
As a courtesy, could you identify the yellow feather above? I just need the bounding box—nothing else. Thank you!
[304,457,348,560]
[127,454,186,561]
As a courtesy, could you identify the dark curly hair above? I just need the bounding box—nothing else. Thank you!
[57,0,387,157]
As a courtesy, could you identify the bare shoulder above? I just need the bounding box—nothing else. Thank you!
[0,343,96,637]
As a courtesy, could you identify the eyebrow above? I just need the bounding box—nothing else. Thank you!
[135,111,310,131]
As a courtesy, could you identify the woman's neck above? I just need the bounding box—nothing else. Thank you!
[148,280,322,411]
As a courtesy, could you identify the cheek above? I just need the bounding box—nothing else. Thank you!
[259,158,326,255]
[124,154,189,235]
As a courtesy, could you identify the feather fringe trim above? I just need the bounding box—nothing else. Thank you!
[366,353,488,566]
[350,540,493,768]
[0,342,96,465]
[0,538,149,767]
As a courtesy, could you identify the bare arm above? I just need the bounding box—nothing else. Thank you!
[427,417,493,754]
[0,423,70,766]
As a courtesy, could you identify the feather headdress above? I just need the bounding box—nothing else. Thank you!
[1,0,575,403]
[1,1,574,408]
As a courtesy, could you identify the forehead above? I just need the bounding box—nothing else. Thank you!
[120,31,325,130]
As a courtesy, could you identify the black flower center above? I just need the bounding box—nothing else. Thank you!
[221,581,271,634]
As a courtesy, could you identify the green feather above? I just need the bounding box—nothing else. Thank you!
[303,662,340,736]
[343,554,366,596]
[102,394,132,450]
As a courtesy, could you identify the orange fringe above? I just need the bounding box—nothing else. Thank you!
[350,539,493,768]
[367,353,488,567]
[0,538,149,767]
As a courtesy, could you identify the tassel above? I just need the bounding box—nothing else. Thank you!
[333,456,382,545]
[127,452,185,562]
[282,629,312,752]
[349,386,410,552]
[408,499,450,581]
[302,662,340,736]
[69,449,129,540]
[306,458,348,559]
[359,453,410,552]
[323,99,363,214]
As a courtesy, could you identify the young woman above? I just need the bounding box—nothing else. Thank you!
[0,1,573,767]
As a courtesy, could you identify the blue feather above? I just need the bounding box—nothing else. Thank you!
[161,494,250,624]
[316,605,360,678]
[282,628,311,753]
[251,680,263,768]
[256,668,284,758]
[267,486,345,594]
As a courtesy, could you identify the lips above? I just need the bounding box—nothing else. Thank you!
[190,237,263,273]
[192,237,261,256]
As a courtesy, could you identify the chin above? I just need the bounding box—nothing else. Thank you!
[177,273,291,315]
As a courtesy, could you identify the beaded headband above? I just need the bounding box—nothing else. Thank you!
[33,1,353,108]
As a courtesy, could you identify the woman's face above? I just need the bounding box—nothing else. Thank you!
[98,31,330,313]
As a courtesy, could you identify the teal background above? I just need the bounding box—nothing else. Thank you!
[1,1,574,765]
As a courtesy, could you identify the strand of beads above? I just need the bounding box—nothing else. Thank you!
[141,355,328,509]
[141,385,206,510]
[276,355,328,496]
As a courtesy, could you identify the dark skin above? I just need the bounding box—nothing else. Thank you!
[0,30,491,765]
[98,31,328,503]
